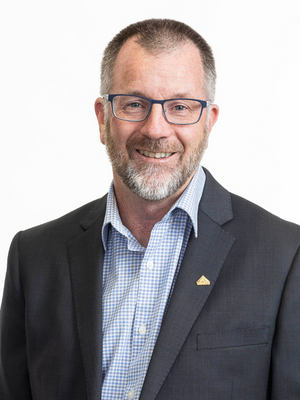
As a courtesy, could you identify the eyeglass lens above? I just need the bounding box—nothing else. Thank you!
[112,95,203,124]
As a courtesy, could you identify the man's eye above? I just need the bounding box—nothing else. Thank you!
[174,104,187,111]
[127,102,141,108]
[169,103,189,112]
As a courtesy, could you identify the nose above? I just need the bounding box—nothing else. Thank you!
[139,104,173,139]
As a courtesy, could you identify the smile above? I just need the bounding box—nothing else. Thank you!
[138,150,173,159]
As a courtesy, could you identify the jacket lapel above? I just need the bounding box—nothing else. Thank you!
[68,197,107,400]
[140,169,236,400]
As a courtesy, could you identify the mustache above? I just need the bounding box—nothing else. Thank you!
[126,137,184,153]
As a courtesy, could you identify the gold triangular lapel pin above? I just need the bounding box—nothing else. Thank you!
[196,275,210,286]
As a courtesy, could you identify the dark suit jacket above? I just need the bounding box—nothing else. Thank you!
[1,169,300,400]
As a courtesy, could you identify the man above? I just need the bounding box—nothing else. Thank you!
[1,18,300,400]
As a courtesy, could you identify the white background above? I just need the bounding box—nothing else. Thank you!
[1,0,300,299]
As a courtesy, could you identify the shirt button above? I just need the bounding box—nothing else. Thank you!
[127,390,135,399]
[147,260,154,270]
[139,325,147,335]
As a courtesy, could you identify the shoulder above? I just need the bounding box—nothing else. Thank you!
[15,195,107,252]
[230,192,300,236]
[202,168,300,249]
[226,193,300,266]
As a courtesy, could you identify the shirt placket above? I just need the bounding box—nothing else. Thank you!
[125,222,168,399]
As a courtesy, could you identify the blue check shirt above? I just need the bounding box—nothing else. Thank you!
[101,166,206,400]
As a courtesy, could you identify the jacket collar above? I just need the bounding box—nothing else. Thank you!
[200,167,233,226]
[68,195,107,400]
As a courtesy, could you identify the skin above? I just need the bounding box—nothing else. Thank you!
[95,37,219,247]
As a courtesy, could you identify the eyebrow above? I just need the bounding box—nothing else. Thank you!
[124,91,193,99]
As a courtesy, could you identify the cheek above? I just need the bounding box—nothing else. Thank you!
[108,120,133,152]
[112,118,145,144]
[178,127,203,150]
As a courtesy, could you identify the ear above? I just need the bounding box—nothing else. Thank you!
[94,97,106,144]
[208,103,219,133]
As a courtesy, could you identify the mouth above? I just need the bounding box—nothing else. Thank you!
[138,150,174,159]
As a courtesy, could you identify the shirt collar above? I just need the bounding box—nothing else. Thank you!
[102,166,206,250]
[166,165,205,238]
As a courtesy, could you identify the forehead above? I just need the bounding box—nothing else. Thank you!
[112,37,205,98]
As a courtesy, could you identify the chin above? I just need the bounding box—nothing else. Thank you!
[120,163,193,201]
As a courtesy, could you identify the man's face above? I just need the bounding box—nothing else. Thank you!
[96,38,218,201]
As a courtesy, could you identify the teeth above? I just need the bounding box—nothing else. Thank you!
[139,150,172,159]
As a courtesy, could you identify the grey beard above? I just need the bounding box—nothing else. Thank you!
[104,120,208,201]
[119,162,187,201]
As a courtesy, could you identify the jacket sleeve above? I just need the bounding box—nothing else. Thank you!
[0,232,32,399]
[271,245,300,399]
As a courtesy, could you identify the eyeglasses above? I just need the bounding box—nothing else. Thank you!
[103,94,211,125]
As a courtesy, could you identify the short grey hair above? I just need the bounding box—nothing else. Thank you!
[100,19,216,101]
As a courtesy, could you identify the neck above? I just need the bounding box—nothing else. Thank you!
[113,174,191,247]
